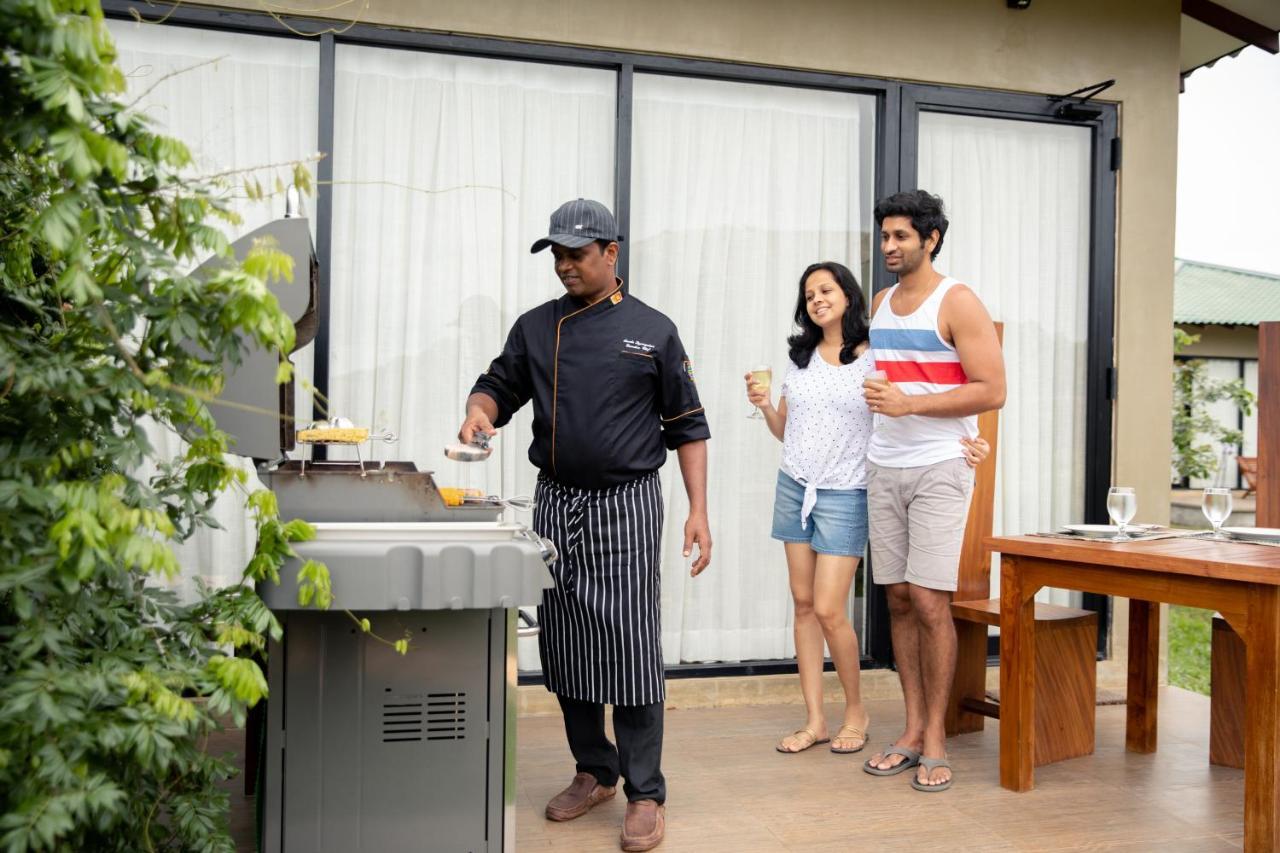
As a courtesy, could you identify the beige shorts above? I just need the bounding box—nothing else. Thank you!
[867,458,975,592]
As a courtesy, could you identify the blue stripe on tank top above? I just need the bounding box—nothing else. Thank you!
[869,327,953,352]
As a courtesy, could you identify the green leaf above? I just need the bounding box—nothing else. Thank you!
[206,656,268,705]
[281,518,315,542]
[48,127,98,180]
[296,559,332,610]
[36,192,83,253]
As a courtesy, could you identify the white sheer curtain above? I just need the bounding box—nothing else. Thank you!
[107,21,319,600]
[630,74,876,663]
[326,46,615,669]
[918,111,1091,607]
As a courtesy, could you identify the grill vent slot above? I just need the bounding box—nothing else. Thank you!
[380,692,466,743]
[425,692,467,741]
[381,701,423,743]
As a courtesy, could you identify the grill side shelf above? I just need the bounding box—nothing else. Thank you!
[259,535,554,611]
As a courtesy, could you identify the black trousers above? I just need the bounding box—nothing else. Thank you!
[557,694,666,804]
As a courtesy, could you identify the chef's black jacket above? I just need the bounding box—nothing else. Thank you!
[470,280,710,490]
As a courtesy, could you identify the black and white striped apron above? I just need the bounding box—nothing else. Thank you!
[533,471,665,706]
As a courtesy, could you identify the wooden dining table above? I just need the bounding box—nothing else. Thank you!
[988,534,1280,853]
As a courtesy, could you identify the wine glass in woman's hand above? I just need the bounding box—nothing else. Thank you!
[745,365,772,419]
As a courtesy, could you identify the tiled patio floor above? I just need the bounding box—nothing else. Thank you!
[516,687,1242,852]
[226,686,1244,851]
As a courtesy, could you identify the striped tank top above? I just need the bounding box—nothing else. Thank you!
[867,277,977,467]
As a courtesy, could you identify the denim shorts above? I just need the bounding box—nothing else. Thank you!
[770,470,869,557]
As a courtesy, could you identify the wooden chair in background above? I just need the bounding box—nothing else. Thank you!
[1238,456,1258,499]
[945,323,1099,767]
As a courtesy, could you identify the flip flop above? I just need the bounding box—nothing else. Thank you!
[830,723,870,754]
[910,756,953,792]
[862,744,920,776]
[775,728,829,754]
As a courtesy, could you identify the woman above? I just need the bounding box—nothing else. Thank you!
[747,261,986,755]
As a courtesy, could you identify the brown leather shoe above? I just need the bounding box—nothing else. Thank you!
[545,772,616,821]
[620,799,665,851]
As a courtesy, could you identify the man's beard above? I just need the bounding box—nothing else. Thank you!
[892,249,925,275]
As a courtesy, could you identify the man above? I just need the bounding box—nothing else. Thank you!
[861,190,1005,792]
[457,198,711,851]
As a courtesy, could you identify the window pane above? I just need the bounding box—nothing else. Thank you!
[108,21,319,239]
[1189,358,1246,489]
[919,111,1091,607]
[328,47,615,670]
[1244,360,1259,462]
[630,73,876,663]
[107,20,320,598]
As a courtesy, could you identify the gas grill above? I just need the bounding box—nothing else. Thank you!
[204,203,554,853]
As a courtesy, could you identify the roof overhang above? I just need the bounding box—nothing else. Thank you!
[1181,0,1280,86]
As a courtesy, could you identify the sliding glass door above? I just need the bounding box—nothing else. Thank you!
[885,85,1117,648]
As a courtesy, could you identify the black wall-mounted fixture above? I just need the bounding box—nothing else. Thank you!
[1048,79,1115,121]
[1007,0,1032,8]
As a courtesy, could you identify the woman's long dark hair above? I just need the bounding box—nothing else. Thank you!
[787,261,869,368]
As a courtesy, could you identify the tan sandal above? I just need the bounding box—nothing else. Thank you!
[830,723,870,754]
[775,728,829,754]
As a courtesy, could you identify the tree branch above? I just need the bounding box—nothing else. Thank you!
[122,54,229,113]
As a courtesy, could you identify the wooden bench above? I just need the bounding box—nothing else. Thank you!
[944,322,1099,765]
[950,598,1097,766]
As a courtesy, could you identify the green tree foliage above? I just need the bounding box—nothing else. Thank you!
[1171,328,1255,483]
[0,3,323,849]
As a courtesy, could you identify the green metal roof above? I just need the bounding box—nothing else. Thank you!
[1174,259,1280,327]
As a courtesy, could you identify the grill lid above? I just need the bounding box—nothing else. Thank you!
[196,215,318,461]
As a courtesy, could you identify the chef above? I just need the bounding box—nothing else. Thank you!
[458,198,710,853]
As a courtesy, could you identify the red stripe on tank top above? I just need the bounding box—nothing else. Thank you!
[875,360,969,385]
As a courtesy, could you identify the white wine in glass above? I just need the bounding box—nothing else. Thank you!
[1202,487,1232,538]
[1107,486,1137,540]
[747,365,772,419]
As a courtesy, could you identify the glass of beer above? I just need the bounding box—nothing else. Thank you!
[747,364,772,419]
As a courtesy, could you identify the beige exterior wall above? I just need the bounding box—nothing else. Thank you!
[192,0,1183,660]
[1178,324,1259,360]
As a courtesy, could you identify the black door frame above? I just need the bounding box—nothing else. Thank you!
[100,0,1119,672]
[864,85,1119,667]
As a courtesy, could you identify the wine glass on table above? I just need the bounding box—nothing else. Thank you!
[1107,486,1137,541]
[1201,487,1232,539]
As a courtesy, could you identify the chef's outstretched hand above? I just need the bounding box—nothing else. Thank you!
[684,511,712,576]
[458,408,498,446]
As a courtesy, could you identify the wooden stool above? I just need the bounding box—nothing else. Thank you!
[949,598,1097,767]
[1210,614,1245,769]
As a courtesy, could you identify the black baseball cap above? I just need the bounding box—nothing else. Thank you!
[530,198,623,253]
